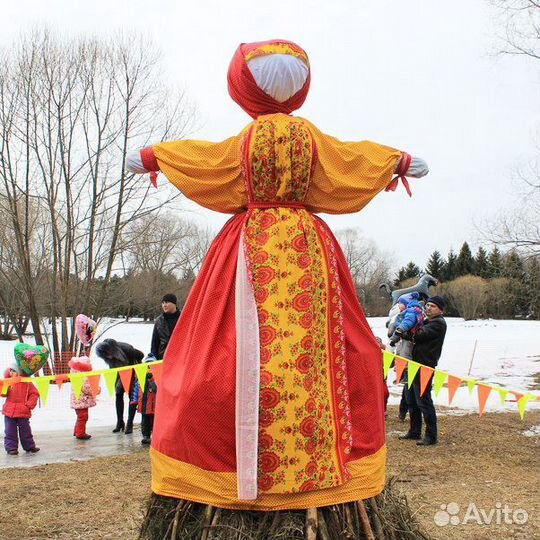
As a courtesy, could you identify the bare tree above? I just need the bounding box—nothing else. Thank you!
[482,2,540,255]
[492,0,540,59]
[0,30,195,355]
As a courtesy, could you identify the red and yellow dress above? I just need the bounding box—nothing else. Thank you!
[143,112,402,510]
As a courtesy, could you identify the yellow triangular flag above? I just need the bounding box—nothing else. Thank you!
[407,362,420,388]
[103,369,118,397]
[467,379,476,395]
[70,373,84,400]
[433,370,448,397]
[383,351,394,379]
[35,377,51,406]
[497,388,508,406]
[517,395,532,420]
[133,363,149,393]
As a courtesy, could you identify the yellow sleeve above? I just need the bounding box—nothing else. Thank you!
[301,119,402,214]
[152,133,247,214]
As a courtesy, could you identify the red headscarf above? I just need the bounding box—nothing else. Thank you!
[227,40,311,119]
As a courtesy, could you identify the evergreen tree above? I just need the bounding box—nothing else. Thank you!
[502,250,525,279]
[455,241,474,277]
[474,246,489,278]
[394,261,420,286]
[525,257,540,319]
[486,247,503,278]
[425,250,445,279]
[442,249,457,281]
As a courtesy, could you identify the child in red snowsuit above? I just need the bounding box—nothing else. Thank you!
[2,363,40,455]
[69,356,98,440]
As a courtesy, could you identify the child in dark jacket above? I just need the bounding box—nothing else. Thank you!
[2,363,40,455]
[131,363,157,445]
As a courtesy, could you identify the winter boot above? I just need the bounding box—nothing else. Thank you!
[125,403,137,434]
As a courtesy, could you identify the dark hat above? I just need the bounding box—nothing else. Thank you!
[427,295,446,311]
[162,293,177,305]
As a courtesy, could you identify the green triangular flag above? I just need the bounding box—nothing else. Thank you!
[433,370,448,397]
[497,388,508,406]
[35,377,51,406]
[103,369,118,397]
[467,379,476,395]
[70,373,84,400]
[407,362,420,388]
[517,395,532,420]
[133,363,149,393]
[383,351,394,379]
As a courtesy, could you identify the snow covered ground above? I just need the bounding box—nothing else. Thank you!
[0,318,538,434]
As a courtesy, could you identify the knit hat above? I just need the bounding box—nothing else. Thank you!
[162,293,177,305]
[4,363,20,378]
[427,295,446,311]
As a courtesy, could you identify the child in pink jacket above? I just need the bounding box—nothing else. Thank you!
[2,363,40,455]
[69,356,98,440]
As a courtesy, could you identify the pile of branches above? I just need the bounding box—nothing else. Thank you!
[139,480,431,540]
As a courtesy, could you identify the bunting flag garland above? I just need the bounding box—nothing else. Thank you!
[477,384,492,416]
[118,369,133,394]
[432,370,448,397]
[394,357,407,384]
[0,357,537,418]
[149,362,162,385]
[419,366,434,397]
[34,377,51,406]
[102,369,118,397]
[87,375,101,398]
[56,374,68,391]
[133,363,149,393]
[70,373,84,400]
[407,361,420,388]
[383,351,394,379]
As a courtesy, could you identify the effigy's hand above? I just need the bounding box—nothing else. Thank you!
[126,148,159,187]
[386,153,429,197]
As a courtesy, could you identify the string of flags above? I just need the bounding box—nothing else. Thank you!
[382,351,539,420]
[1,355,538,419]
[0,361,162,407]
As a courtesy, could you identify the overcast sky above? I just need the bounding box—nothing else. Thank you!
[1,0,538,269]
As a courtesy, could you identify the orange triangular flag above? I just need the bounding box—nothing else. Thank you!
[511,391,523,402]
[87,375,101,398]
[118,369,133,393]
[56,374,68,391]
[477,384,492,416]
[447,375,462,405]
[394,357,407,384]
[150,362,162,386]
[419,366,434,397]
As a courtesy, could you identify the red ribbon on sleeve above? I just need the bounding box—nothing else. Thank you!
[385,152,412,197]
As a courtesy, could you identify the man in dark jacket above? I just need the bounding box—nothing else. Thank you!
[150,293,181,360]
[400,295,447,446]
[95,339,144,434]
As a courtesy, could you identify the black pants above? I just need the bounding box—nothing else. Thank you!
[115,384,137,429]
[405,375,437,442]
[141,413,155,438]
[399,385,409,418]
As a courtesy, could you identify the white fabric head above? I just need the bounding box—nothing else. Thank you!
[247,54,309,103]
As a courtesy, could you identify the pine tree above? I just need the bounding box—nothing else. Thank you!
[525,257,540,319]
[425,250,445,279]
[502,250,525,279]
[474,246,489,278]
[455,242,474,277]
[486,247,503,278]
[442,249,457,281]
[394,262,420,286]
